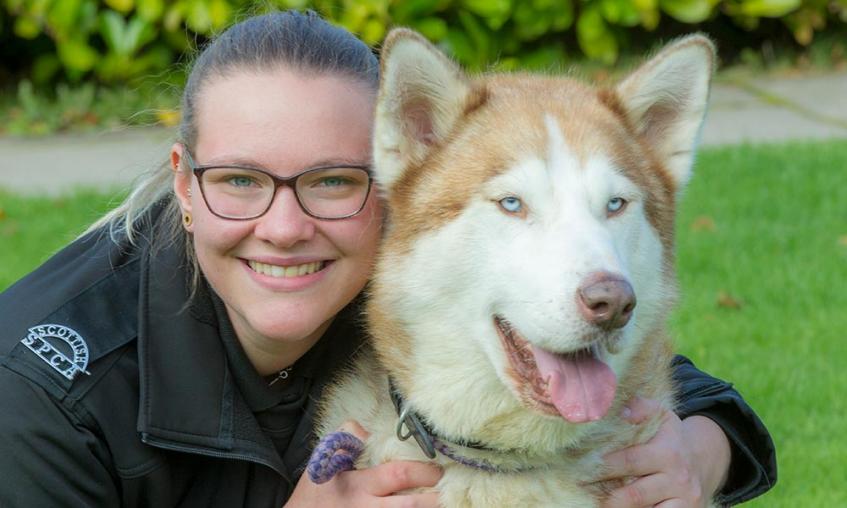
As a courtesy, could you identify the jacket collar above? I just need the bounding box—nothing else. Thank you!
[136,236,286,475]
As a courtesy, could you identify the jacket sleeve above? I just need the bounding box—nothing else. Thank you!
[671,355,777,506]
[0,367,120,507]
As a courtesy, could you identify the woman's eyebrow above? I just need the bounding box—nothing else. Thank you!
[201,155,371,169]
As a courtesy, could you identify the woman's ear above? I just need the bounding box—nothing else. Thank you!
[171,143,194,230]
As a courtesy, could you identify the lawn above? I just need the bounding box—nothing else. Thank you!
[671,140,847,506]
[1,139,845,504]
[0,189,126,289]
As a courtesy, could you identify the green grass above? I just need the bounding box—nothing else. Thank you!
[1,140,846,504]
[672,140,847,506]
[0,189,126,290]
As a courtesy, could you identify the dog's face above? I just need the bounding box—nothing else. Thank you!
[369,30,714,442]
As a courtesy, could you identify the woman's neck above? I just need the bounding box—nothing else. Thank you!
[231,315,335,376]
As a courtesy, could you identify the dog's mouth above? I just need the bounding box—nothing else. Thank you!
[494,316,617,423]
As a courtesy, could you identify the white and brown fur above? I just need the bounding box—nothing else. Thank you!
[318,29,716,507]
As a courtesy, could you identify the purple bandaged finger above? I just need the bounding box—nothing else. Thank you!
[307,431,365,484]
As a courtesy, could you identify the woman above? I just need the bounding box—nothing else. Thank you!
[0,10,774,507]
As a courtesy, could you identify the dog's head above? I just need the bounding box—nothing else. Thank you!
[368,29,714,446]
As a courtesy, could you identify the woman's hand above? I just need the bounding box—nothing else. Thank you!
[599,398,732,508]
[286,422,443,507]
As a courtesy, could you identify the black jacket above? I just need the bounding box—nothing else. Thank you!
[0,214,775,507]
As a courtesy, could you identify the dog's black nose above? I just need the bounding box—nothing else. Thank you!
[577,273,636,329]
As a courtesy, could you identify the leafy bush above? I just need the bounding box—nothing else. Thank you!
[2,0,845,82]
[0,79,180,135]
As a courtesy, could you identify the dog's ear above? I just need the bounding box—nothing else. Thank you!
[615,35,715,191]
[374,28,473,190]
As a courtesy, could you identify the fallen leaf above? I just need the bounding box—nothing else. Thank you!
[0,208,5,221]
[1,222,19,236]
[838,235,847,247]
[691,215,716,232]
[717,291,743,309]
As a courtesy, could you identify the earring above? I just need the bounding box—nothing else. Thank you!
[187,188,192,197]
[183,213,193,228]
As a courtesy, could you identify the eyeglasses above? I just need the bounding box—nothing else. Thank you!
[182,149,373,221]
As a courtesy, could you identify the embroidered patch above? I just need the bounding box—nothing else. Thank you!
[21,324,91,381]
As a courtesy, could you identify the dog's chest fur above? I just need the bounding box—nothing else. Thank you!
[319,341,674,506]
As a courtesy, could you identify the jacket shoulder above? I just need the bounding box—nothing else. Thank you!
[0,231,141,398]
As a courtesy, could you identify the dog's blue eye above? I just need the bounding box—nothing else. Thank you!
[499,196,523,214]
[607,197,627,215]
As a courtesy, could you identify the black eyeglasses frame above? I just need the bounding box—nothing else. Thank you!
[181,148,373,221]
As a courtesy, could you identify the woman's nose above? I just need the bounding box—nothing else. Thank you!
[252,187,316,246]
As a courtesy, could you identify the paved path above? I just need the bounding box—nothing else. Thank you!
[1,72,845,195]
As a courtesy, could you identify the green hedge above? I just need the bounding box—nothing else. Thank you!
[3,0,846,84]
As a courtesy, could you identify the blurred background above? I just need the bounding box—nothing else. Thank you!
[0,0,845,135]
[0,1,845,506]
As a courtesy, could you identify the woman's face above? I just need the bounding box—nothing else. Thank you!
[173,68,381,366]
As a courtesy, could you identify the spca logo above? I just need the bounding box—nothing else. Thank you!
[21,324,90,381]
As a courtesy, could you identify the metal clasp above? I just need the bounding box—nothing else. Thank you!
[395,404,436,459]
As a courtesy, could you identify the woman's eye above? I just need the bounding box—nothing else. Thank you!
[317,177,348,187]
[607,197,627,215]
[228,176,255,188]
[498,196,523,214]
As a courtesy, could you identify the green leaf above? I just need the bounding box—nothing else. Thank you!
[137,0,165,22]
[56,38,99,73]
[46,0,83,40]
[460,0,512,29]
[551,0,575,30]
[162,3,183,32]
[633,0,659,11]
[577,4,618,64]
[659,0,715,23]
[519,44,567,70]
[361,18,386,45]
[100,11,155,56]
[456,10,495,69]
[13,15,41,39]
[185,0,213,33]
[513,1,552,40]
[16,80,41,117]
[601,0,642,26]
[32,54,62,84]
[125,16,156,52]
[391,0,443,22]
[99,11,126,53]
[738,0,802,17]
[208,0,233,30]
[411,17,448,41]
[491,57,520,72]
[104,0,134,14]
[443,28,475,67]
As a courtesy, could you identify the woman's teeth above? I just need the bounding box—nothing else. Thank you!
[248,260,324,278]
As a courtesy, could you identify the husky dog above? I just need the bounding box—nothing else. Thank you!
[317,29,716,507]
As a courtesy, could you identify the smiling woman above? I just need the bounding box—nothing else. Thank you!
[0,10,438,507]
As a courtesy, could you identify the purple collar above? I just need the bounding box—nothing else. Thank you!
[389,377,531,473]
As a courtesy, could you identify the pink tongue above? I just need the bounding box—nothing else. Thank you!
[531,345,617,423]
